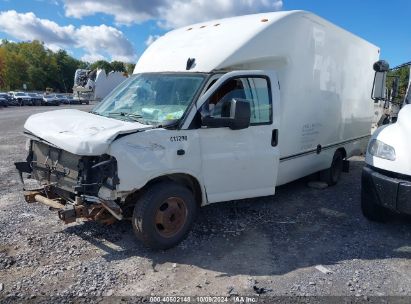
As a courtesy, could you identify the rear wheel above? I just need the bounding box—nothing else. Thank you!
[132,181,197,250]
[320,150,344,186]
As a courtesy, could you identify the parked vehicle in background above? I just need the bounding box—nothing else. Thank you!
[42,94,60,106]
[362,60,411,221]
[0,94,8,107]
[54,94,68,104]
[57,94,77,105]
[11,92,32,106]
[16,11,379,250]
[0,92,14,106]
[65,96,78,105]
[73,96,90,105]
[27,93,43,106]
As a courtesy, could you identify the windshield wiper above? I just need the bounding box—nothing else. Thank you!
[89,111,102,116]
[155,119,180,129]
[108,112,145,123]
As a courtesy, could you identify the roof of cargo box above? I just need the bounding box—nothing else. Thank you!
[134,10,375,74]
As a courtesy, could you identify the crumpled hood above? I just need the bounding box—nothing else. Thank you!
[24,109,153,155]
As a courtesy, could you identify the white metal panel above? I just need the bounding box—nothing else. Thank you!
[194,71,280,203]
[134,11,378,74]
[94,70,128,100]
[109,128,205,199]
[134,11,297,74]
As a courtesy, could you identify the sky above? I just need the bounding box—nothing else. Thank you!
[0,0,409,66]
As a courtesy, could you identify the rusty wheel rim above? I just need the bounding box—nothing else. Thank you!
[154,197,188,238]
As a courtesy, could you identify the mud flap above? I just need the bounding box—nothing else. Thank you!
[342,160,350,173]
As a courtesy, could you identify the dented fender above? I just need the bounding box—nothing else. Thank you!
[109,128,204,197]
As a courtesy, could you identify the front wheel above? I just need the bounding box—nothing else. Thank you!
[132,181,198,250]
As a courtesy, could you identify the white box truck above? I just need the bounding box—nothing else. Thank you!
[73,69,128,104]
[15,11,379,249]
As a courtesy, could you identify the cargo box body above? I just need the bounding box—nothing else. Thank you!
[136,10,379,186]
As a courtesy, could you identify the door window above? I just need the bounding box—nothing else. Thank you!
[206,76,272,125]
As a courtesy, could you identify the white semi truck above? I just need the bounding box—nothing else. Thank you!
[362,61,411,221]
[16,11,379,249]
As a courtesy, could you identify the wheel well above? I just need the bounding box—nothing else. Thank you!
[125,174,203,208]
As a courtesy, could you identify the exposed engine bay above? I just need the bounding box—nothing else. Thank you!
[15,140,123,225]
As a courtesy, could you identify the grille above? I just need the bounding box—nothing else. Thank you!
[31,141,81,192]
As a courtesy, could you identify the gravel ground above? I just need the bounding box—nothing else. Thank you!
[0,105,411,302]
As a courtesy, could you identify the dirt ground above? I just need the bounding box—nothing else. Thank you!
[0,105,411,302]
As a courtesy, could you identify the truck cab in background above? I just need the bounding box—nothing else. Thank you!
[362,60,411,221]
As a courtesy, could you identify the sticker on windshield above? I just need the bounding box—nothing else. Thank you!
[170,136,188,142]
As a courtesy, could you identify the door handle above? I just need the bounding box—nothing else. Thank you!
[271,129,278,147]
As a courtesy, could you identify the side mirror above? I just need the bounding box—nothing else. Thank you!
[391,77,399,100]
[372,60,389,102]
[202,99,251,130]
[373,60,390,73]
[372,72,387,102]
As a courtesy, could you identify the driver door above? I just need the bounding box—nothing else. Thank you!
[193,71,280,203]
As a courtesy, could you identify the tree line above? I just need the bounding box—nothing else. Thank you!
[387,65,410,102]
[0,40,136,93]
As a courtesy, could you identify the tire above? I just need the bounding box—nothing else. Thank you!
[132,181,197,250]
[320,150,344,186]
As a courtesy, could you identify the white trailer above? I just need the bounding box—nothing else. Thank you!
[73,69,128,103]
[16,11,379,249]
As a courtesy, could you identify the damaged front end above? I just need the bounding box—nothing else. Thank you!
[15,140,123,224]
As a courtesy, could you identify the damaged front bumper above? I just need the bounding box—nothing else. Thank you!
[15,140,124,224]
[22,189,123,224]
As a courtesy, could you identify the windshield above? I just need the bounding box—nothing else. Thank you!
[92,73,206,126]
[16,93,25,96]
